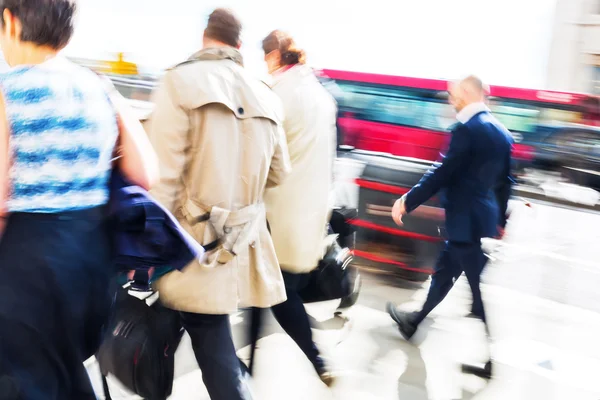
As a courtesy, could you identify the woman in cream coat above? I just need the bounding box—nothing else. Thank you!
[261,30,337,384]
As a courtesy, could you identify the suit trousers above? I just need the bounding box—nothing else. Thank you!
[180,312,252,400]
[413,241,488,327]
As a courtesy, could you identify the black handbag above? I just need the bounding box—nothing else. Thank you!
[96,287,184,400]
[298,238,359,304]
[298,208,360,305]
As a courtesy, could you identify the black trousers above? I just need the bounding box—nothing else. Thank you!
[413,240,488,327]
[181,312,251,400]
[247,271,322,374]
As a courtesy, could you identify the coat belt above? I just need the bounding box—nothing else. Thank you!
[181,199,265,263]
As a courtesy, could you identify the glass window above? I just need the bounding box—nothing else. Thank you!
[489,99,583,132]
[337,81,593,137]
[539,108,582,124]
[489,100,539,133]
[337,82,452,131]
[593,67,600,95]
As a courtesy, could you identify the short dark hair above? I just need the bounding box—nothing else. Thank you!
[0,0,77,49]
[204,8,242,47]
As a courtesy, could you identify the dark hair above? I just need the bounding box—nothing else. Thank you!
[0,0,77,49]
[204,8,242,47]
[262,30,306,66]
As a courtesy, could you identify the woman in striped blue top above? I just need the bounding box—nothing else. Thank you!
[0,0,158,398]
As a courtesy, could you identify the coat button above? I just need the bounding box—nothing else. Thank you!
[224,227,232,234]
[237,107,244,115]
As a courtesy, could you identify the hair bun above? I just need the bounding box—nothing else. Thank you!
[281,48,305,66]
[262,30,306,66]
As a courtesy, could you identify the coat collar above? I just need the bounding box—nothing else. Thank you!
[270,64,314,88]
[456,102,490,124]
[188,47,244,66]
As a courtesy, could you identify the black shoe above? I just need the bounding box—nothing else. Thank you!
[386,302,418,340]
[462,360,493,380]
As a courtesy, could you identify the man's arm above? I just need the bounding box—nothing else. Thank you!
[146,69,191,213]
[404,124,472,213]
[495,146,515,229]
[266,123,292,188]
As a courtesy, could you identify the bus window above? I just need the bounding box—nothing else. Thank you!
[539,108,582,124]
[337,82,451,131]
[422,101,454,131]
[489,99,539,133]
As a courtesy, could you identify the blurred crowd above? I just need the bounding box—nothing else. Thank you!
[0,1,513,399]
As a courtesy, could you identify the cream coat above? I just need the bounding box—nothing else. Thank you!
[147,48,291,315]
[264,65,338,273]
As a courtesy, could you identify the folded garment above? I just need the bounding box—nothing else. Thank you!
[109,169,204,283]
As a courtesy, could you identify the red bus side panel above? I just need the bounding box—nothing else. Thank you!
[339,117,448,161]
[323,69,590,106]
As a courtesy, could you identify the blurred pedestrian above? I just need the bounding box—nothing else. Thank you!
[0,0,158,398]
[251,30,337,386]
[147,9,291,400]
[386,76,513,379]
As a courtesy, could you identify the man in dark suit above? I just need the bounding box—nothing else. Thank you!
[386,75,513,378]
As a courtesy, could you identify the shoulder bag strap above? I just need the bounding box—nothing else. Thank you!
[101,373,112,400]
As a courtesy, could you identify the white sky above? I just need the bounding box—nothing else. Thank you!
[66,0,559,88]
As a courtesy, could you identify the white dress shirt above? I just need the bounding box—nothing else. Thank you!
[456,102,490,124]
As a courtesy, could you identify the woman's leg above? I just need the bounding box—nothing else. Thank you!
[271,272,323,371]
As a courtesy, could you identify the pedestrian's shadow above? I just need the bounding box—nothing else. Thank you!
[371,317,487,400]
[366,319,432,400]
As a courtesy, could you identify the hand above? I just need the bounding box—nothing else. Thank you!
[392,196,407,226]
[496,226,505,240]
[127,267,155,282]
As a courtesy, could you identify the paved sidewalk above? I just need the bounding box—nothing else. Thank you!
[88,202,600,399]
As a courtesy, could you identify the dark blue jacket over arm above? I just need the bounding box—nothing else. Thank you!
[108,169,205,273]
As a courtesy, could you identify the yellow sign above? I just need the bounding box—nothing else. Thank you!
[106,52,138,75]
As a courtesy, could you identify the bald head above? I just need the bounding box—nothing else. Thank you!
[462,75,490,98]
[449,75,489,113]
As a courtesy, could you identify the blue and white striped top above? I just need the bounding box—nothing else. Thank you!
[0,57,118,213]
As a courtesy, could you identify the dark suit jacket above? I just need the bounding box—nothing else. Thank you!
[404,111,514,243]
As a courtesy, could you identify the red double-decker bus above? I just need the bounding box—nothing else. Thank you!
[321,69,600,166]
[320,70,600,277]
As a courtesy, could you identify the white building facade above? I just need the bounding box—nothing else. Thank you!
[547,0,600,93]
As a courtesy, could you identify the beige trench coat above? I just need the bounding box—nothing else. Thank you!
[146,48,291,315]
[264,65,338,273]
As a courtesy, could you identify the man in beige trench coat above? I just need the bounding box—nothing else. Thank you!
[145,8,290,400]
